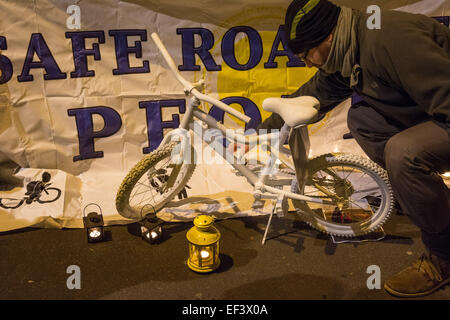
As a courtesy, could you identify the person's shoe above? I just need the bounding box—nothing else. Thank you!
[384,253,450,297]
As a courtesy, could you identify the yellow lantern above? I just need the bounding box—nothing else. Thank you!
[186,215,221,273]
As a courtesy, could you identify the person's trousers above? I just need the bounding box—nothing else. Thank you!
[347,103,450,260]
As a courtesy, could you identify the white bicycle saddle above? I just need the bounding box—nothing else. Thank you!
[262,96,320,127]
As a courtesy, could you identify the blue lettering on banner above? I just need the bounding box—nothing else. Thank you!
[109,29,150,75]
[65,31,105,78]
[209,96,261,131]
[209,97,261,147]
[177,28,221,71]
[264,25,304,68]
[68,106,122,161]
[5,17,448,162]
[17,33,67,82]
[433,16,449,27]
[222,26,262,71]
[2,17,448,85]
[0,36,13,84]
[139,99,186,153]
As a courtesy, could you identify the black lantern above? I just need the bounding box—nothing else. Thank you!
[140,205,164,244]
[83,203,105,243]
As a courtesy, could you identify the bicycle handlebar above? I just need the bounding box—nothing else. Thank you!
[151,32,251,124]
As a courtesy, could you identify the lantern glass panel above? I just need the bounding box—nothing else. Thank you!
[87,226,104,242]
[188,243,219,269]
[89,228,102,239]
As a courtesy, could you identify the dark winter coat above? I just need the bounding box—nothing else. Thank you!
[259,9,450,137]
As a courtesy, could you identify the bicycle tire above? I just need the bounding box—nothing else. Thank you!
[37,187,62,203]
[115,141,196,219]
[291,152,394,237]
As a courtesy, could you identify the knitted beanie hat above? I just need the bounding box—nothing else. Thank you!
[284,0,341,54]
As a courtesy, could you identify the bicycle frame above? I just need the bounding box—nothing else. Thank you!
[151,33,335,206]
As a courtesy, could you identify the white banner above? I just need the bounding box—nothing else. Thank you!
[0,0,448,231]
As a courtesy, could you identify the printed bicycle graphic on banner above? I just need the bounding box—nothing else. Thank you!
[0,172,61,209]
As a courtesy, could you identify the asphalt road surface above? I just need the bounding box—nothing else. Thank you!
[1,211,449,302]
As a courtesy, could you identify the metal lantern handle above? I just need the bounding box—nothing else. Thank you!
[139,204,156,220]
[83,203,103,218]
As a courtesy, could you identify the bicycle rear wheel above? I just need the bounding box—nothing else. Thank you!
[291,153,394,237]
[115,141,196,219]
[0,198,24,209]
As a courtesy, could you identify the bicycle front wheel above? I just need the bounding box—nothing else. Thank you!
[37,187,62,203]
[291,153,394,237]
[115,141,196,219]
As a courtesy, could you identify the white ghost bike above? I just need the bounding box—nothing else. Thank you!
[115,33,394,239]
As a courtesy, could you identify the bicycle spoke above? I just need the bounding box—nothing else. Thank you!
[303,165,382,218]
[316,170,335,194]
[128,149,187,212]
[136,187,156,208]
[132,186,153,199]
[136,181,154,189]
[344,166,355,180]
[353,171,368,187]
[347,198,369,211]
[131,179,156,207]
[353,186,381,194]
